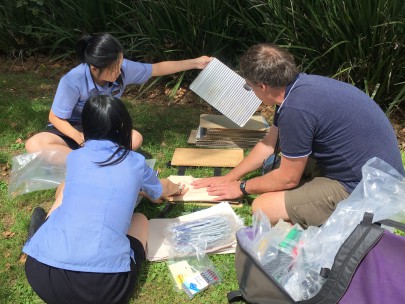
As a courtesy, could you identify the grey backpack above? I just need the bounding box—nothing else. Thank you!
[228,213,405,304]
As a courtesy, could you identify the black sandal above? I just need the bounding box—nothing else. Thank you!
[27,207,46,240]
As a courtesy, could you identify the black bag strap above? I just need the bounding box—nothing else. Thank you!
[360,212,405,234]
[361,211,374,225]
[377,219,405,232]
[302,212,385,304]
[227,290,246,303]
[229,213,404,304]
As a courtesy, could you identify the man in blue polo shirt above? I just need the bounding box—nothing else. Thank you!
[193,43,404,228]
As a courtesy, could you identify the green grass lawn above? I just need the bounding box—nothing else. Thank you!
[0,71,254,303]
[1,71,404,304]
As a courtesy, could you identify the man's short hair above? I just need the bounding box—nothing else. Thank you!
[240,43,299,87]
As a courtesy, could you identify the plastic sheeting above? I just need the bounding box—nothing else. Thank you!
[8,150,68,197]
[238,157,405,300]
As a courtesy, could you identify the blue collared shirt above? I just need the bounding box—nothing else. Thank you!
[273,73,404,192]
[52,59,152,122]
[23,140,162,273]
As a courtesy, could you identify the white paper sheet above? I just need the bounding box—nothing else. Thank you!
[147,202,240,261]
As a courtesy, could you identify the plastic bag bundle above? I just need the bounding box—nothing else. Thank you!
[165,214,243,255]
[8,150,157,200]
[251,214,292,262]
[8,150,68,197]
[167,242,222,299]
[299,157,405,270]
[238,157,405,301]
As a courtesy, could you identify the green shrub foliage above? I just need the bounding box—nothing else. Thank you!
[0,0,403,112]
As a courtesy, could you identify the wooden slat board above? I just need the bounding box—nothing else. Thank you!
[166,175,242,207]
[171,148,244,167]
[167,175,219,202]
[178,201,243,208]
[187,129,197,144]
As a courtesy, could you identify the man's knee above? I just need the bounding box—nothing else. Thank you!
[251,197,264,215]
[251,193,289,225]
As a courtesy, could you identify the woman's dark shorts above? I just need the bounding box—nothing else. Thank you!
[45,124,83,150]
[25,235,146,304]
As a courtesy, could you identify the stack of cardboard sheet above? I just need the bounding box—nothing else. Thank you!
[188,114,270,148]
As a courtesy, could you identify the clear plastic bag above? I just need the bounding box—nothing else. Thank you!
[286,157,405,300]
[253,215,292,262]
[164,213,244,255]
[238,157,405,301]
[166,242,221,299]
[307,157,405,271]
[8,150,68,197]
[8,150,157,201]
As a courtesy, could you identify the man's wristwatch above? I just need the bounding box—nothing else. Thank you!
[239,180,249,196]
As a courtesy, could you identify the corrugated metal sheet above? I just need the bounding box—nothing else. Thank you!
[190,58,262,127]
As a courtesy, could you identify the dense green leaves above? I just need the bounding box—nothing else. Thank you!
[0,0,403,112]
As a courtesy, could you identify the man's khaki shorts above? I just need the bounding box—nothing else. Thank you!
[284,159,350,228]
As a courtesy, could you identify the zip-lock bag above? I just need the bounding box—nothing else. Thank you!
[228,212,405,304]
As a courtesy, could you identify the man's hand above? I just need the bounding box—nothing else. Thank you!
[192,175,234,189]
[206,180,244,201]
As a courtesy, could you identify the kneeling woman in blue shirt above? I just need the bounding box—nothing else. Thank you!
[23,95,185,304]
[24,32,211,153]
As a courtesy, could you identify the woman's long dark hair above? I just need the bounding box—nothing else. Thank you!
[82,95,132,166]
[75,33,125,88]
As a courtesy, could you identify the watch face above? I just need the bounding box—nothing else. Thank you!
[240,180,248,195]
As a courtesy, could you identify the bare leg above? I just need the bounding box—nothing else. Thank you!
[25,132,72,154]
[47,181,65,217]
[127,213,148,249]
[251,191,290,225]
[131,129,143,151]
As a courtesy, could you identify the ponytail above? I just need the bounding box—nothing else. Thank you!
[75,33,93,63]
